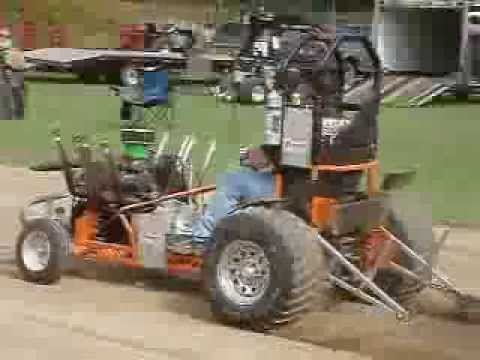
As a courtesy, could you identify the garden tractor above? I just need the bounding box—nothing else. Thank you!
[15,30,478,332]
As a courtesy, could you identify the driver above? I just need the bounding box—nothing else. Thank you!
[168,145,279,255]
[168,24,345,256]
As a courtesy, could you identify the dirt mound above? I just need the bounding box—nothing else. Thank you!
[275,300,480,360]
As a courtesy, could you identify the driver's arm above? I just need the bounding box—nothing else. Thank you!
[240,145,281,172]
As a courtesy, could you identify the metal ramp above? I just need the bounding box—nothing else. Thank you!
[380,75,413,98]
[343,74,414,104]
[382,76,432,104]
[408,83,453,107]
[376,72,480,107]
[344,73,436,105]
[407,78,480,106]
[344,73,479,107]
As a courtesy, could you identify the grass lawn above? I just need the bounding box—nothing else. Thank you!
[1,77,479,224]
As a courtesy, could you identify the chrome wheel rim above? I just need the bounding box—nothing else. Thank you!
[22,231,51,272]
[217,240,271,306]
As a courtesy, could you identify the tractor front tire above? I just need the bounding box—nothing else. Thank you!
[204,207,331,332]
[15,218,69,285]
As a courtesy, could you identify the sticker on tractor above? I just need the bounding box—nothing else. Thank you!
[321,117,352,143]
[283,138,309,153]
[281,107,313,168]
[253,41,269,57]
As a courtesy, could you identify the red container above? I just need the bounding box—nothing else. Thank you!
[14,21,37,50]
[120,24,133,48]
[48,24,68,48]
[23,22,37,49]
[119,23,146,49]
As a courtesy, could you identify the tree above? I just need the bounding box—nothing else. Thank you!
[3,0,22,23]
[216,0,241,23]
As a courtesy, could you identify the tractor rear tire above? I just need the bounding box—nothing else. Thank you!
[15,218,69,285]
[204,207,331,332]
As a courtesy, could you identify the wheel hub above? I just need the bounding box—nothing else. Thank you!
[21,231,51,272]
[217,240,271,306]
[241,264,257,278]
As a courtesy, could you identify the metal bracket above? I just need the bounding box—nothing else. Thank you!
[231,197,289,215]
[380,226,461,295]
[154,132,170,159]
[177,135,193,159]
[329,275,398,314]
[196,140,216,188]
[321,224,460,321]
[431,226,451,268]
[316,233,410,320]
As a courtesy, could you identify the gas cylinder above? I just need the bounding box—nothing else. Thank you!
[264,83,283,145]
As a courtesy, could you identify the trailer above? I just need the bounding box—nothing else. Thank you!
[371,0,480,106]
[23,47,188,84]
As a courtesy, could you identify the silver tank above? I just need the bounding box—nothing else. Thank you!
[470,23,480,80]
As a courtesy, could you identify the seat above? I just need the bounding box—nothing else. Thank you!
[142,68,172,123]
[118,67,175,160]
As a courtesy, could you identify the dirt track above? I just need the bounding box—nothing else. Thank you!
[0,165,479,360]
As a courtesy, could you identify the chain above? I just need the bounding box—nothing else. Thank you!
[432,278,480,302]
[430,279,459,295]
[429,276,480,322]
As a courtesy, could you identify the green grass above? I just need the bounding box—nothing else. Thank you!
[378,102,480,224]
[0,78,264,179]
[1,77,480,223]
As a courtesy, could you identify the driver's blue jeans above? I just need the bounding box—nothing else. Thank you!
[191,169,275,246]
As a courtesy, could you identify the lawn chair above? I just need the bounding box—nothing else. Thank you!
[114,65,176,160]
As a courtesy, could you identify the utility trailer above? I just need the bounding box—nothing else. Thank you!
[373,0,480,106]
[23,48,188,84]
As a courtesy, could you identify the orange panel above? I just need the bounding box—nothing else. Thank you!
[362,228,401,271]
[313,160,379,172]
[275,173,284,198]
[167,253,203,275]
[311,197,337,229]
[74,241,137,266]
[94,247,128,261]
[73,211,97,247]
[73,211,141,266]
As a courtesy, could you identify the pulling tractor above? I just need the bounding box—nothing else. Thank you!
[15,32,473,332]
